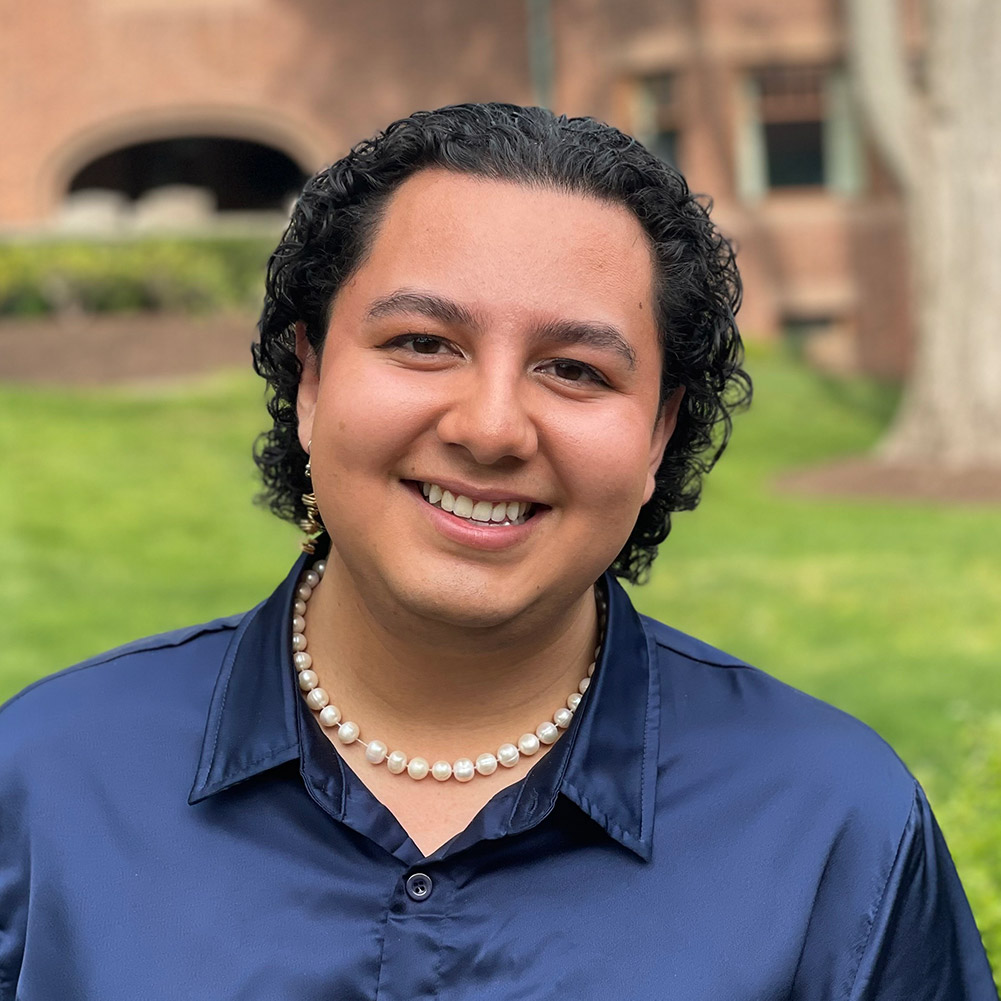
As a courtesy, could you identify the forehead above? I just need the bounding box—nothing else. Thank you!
[344,169,658,339]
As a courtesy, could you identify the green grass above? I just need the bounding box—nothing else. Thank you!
[1,345,999,977]
[1,347,998,782]
[0,369,298,697]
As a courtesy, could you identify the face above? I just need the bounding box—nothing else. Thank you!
[296,169,681,629]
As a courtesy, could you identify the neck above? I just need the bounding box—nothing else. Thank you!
[299,554,601,758]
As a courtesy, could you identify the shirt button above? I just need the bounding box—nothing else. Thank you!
[405,872,433,901]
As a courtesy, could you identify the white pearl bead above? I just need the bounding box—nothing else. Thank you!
[294,599,307,615]
[296,583,313,601]
[407,757,429,780]
[292,633,308,652]
[518,733,540,756]
[554,708,573,729]
[314,560,326,577]
[365,740,388,764]
[387,750,408,774]
[291,614,306,634]
[304,570,320,588]
[578,676,590,695]
[497,743,520,767]
[336,721,359,744]
[293,651,312,671]
[319,705,341,728]
[453,758,475,782]
[431,760,452,781]
[297,669,318,691]
[587,661,595,677]
[475,753,498,775]
[305,687,329,710]
[536,722,559,745]
[567,692,582,711]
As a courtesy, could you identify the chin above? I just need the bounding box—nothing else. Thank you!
[397,582,528,631]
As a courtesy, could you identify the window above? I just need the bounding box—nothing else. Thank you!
[635,73,681,167]
[737,65,863,199]
[757,65,827,188]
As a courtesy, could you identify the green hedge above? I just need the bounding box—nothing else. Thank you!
[0,237,275,316]
[934,713,1001,988]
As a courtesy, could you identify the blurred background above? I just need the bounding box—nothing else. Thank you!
[0,0,998,976]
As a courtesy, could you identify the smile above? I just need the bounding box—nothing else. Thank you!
[418,481,537,526]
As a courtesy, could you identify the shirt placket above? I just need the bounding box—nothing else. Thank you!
[375,863,454,1000]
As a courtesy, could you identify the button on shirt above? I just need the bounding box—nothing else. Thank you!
[0,554,996,1000]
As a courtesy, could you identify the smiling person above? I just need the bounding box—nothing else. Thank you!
[0,105,995,1000]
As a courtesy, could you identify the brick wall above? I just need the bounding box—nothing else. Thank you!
[0,0,914,374]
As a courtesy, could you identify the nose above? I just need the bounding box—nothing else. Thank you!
[435,366,539,465]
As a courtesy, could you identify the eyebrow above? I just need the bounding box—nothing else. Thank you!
[531,317,637,370]
[365,288,637,370]
[366,289,480,329]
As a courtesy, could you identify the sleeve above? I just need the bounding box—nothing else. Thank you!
[0,716,30,1001]
[848,783,998,1001]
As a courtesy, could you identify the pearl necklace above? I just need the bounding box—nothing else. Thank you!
[291,560,606,782]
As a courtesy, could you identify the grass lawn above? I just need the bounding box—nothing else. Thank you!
[2,347,999,788]
[1,344,999,974]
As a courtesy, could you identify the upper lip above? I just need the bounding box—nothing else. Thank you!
[406,477,547,507]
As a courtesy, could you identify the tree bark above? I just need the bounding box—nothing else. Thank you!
[846,0,1001,468]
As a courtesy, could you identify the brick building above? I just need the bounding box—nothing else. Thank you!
[0,0,914,374]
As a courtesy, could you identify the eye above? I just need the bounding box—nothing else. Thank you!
[539,358,609,387]
[384,333,456,356]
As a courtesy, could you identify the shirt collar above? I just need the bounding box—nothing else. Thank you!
[541,574,659,860]
[188,552,659,861]
[188,553,307,804]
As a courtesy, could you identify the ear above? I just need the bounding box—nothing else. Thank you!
[294,321,320,451]
[643,386,685,505]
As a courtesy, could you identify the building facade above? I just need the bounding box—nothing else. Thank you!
[0,0,915,374]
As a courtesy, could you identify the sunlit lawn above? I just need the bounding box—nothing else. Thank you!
[2,344,1000,803]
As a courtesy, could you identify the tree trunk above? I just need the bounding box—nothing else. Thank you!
[847,0,1001,468]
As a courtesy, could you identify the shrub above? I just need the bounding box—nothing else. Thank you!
[0,237,275,317]
[932,713,1001,989]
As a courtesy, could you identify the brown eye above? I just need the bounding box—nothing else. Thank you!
[553,361,586,381]
[383,333,455,356]
[410,335,444,354]
[540,358,609,387]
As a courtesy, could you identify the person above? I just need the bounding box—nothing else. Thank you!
[0,103,996,1000]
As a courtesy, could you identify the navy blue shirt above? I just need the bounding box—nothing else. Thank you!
[1,553,996,999]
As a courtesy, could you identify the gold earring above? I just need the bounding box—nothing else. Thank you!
[300,439,324,554]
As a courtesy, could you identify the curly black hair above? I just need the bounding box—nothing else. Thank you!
[252,102,750,584]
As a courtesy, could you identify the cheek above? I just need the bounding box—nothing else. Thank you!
[311,367,432,481]
[551,410,658,514]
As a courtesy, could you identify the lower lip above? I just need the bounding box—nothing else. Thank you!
[406,482,545,551]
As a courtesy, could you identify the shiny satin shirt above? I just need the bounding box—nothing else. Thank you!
[1,554,996,1000]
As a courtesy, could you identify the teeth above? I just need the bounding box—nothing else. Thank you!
[418,482,535,525]
[472,500,494,521]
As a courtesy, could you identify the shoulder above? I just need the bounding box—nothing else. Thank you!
[0,612,250,758]
[643,615,917,824]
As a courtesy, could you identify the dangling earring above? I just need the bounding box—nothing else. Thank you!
[300,439,324,554]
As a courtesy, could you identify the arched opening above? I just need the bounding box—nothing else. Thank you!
[67,136,308,213]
